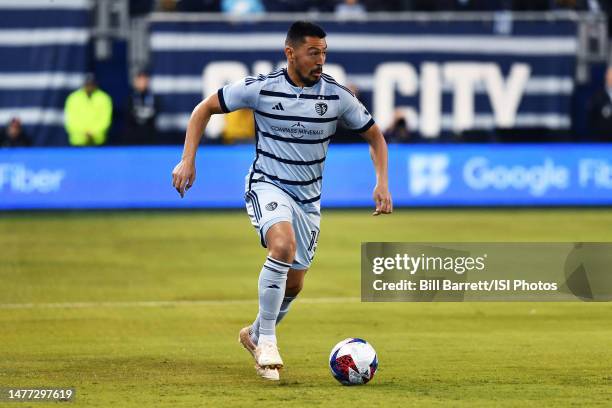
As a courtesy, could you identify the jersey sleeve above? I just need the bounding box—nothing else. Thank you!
[217,77,261,113]
[339,92,375,133]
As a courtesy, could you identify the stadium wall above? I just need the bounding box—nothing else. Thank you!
[150,14,579,139]
[0,0,92,146]
[0,144,610,210]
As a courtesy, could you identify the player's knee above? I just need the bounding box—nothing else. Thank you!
[268,237,296,264]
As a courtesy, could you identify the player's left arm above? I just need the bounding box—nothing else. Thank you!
[361,124,393,216]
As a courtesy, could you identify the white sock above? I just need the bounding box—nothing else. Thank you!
[259,334,277,345]
[257,257,290,338]
[250,296,297,345]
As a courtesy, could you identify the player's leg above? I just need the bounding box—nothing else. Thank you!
[253,221,298,370]
[256,206,320,341]
[285,268,306,296]
[277,267,305,324]
[257,221,295,345]
[265,221,296,263]
[246,265,306,378]
[240,186,294,376]
[250,267,306,344]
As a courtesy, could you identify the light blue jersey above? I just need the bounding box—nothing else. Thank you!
[218,68,374,214]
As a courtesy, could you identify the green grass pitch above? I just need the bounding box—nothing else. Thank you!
[0,209,611,407]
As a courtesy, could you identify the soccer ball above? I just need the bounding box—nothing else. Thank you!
[328,338,378,385]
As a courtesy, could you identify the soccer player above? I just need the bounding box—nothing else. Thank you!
[172,21,392,381]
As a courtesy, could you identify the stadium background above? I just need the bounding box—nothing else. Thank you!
[0,1,611,407]
[1,0,611,209]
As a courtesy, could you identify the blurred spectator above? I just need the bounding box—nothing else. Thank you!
[588,66,612,141]
[160,0,178,11]
[0,117,31,148]
[384,110,411,143]
[123,70,159,145]
[335,0,367,18]
[64,74,113,146]
[222,109,255,143]
[221,0,265,14]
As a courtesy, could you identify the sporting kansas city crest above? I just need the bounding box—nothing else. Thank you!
[315,102,328,116]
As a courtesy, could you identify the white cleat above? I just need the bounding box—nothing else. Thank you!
[239,326,280,381]
[238,326,257,359]
[255,364,280,381]
[255,340,284,369]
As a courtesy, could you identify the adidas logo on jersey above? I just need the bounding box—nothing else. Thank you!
[272,102,284,111]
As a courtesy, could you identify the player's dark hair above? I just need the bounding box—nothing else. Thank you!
[285,21,326,47]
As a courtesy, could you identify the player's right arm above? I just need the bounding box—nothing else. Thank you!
[172,75,262,197]
[172,92,224,198]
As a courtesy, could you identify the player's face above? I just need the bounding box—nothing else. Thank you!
[291,36,327,87]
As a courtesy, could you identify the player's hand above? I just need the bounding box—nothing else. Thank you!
[372,184,392,216]
[172,159,196,198]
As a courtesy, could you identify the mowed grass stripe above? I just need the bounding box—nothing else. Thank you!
[0,297,361,310]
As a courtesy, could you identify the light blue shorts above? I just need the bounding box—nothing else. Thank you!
[245,182,320,270]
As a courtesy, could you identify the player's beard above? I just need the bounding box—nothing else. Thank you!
[298,67,322,87]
